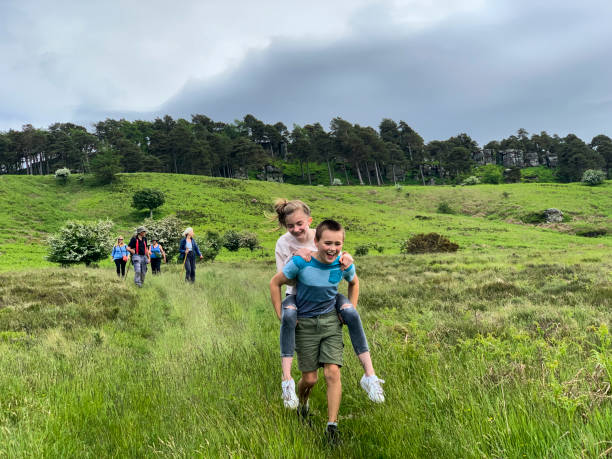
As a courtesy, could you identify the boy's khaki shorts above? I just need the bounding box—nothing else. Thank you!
[295,311,344,372]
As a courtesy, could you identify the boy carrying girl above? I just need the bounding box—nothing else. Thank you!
[270,219,363,444]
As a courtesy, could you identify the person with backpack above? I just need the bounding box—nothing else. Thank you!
[149,238,166,274]
[110,236,129,277]
[127,226,151,287]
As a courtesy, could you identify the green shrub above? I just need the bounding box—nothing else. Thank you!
[200,231,222,261]
[400,233,459,254]
[575,228,607,237]
[222,230,242,252]
[132,188,166,217]
[521,211,547,224]
[239,231,260,251]
[521,166,557,183]
[476,164,504,184]
[372,243,385,253]
[581,169,606,186]
[47,220,114,266]
[354,245,369,256]
[437,201,454,214]
[142,215,183,261]
[504,167,521,183]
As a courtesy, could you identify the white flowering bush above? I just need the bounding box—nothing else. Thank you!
[461,176,480,186]
[581,169,606,186]
[54,168,71,184]
[142,215,184,261]
[47,220,114,266]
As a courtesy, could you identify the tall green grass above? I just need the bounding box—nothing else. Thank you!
[0,248,610,457]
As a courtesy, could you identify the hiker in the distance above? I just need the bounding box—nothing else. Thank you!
[127,226,150,287]
[149,238,166,275]
[111,235,129,278]
[178,227,203,283]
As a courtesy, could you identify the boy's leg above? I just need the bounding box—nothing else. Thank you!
[297,371,317,405]
[323,364,341,423]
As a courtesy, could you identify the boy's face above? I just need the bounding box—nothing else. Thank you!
[314,229,344,264]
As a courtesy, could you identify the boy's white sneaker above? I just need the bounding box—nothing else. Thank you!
[360,374,385,403]
[281,379,299,409]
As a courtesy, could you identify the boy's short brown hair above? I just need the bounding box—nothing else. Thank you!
[315,219,345,241]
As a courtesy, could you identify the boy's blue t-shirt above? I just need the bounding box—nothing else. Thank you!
[282,255,356,318]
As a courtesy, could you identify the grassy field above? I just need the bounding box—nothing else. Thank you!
[0,174,610,457]
[0,173,610,270]
[0,252,610,457]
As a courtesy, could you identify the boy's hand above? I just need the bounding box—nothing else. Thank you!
[270,272,289,320]
[339,252,354,270]
[293,247,312,261]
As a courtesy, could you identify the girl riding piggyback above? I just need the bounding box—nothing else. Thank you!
[272,199,385,409]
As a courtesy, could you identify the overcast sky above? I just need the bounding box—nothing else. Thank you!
[2,0,611,145]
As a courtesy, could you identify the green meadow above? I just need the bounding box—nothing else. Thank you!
[0,174,611,457]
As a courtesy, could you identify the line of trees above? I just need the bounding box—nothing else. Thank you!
[0,114,610,183]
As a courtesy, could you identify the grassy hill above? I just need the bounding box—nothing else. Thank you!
[0,173,610,270]
[0,174,610,456]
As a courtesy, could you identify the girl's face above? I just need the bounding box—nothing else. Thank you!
[285,210,312,243]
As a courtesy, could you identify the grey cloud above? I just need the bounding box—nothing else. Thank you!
[8,0,612,146]
[153,0,612,144]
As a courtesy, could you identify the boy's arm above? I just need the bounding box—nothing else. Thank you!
[270,272,290,320]
[347,274,359,308]
[339,251,354,271]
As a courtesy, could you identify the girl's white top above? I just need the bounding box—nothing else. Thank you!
[275,230,316,295]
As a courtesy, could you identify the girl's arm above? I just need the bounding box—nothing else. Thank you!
[347,274,359,309]
[160,245,167,262]
[275,243,290,273]
[270,272,289,320]
[293,247,312,261]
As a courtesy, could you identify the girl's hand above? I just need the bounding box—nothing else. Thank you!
[293,247,312,261]
[339,252,354,270]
